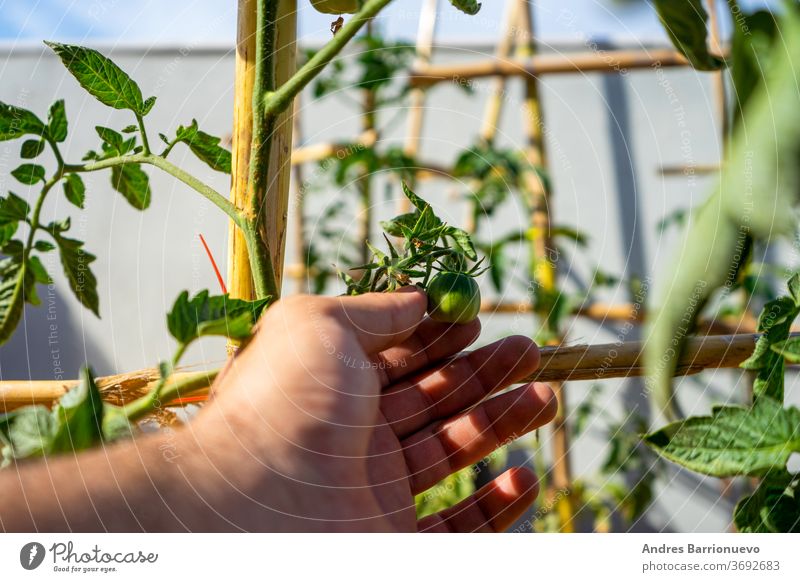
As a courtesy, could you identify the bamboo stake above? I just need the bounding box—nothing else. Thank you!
[411,48,693,88]
[2,332,785,413]
[526,332,770,384]
[706,0,729,142]
[0,371,212,413]
[399,0,438,212]
[513,0,575,532]
[479,0,520,143]
[228,0,258,303]
[291,96,308,294]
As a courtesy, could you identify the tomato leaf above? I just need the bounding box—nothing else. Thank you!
[645,8,800,419]
[0,256,27,345]
[167,290,271,345]
[45,42,147,114]
[643,397,800,478]
[111,163,151,210]
[174,119,232,174]
[49,367,105,453]
[47,99,68,142]
[652,0,724,71]
[20,139,45,159]
[734,472,800,533]
[11,164,46,185]
[0,102,46,141]
[448,0,481,16]
[49,229,100,317]
[0,192,30,223]
[63,173,86,209]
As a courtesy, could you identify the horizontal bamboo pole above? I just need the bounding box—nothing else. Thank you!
[409,48,694,88]
[526,332,781,384]
[658,163,721,176]
[1,332,791,413]
[0,371,211,413]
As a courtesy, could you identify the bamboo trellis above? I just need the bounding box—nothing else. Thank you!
[0,1,754,523]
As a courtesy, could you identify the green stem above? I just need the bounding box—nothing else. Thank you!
[135,113,151,155]
[123,369,218,423]
[263,0,393,121]
[64,154,244,229]
[24,140,66,261]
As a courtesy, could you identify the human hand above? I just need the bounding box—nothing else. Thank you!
[195,288,557,531]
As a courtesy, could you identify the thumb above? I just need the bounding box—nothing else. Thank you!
[335,287,428,354]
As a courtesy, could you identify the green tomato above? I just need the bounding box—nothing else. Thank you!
[311,0,359,14]
[426,271,481,324]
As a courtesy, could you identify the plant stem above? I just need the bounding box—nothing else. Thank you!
[123,369,218,423]
[64,154,244,229]
[135,113,151,155]
[262,0,395,121]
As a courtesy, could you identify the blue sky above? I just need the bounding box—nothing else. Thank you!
[0,1,777,45]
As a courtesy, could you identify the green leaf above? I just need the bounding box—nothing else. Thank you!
[0,192,30,222]
[46,42,145,113]
[11,164,46,185]
[174,120,232,173]
[380,213,417,237]
[47,99,68,142]
[167,290,271,345]
[95,125,124,152]
[646,9,800,418]
[0,406,53,459]
[448,0,481,16]
[771,337,800,363]
[734,473,800,533]
[0,223,16,247]
[739,289,800,401]
[49,367,104,452]
[63,173,86,208]
[731,10,779,124]
[0,102,45,141]
[33,240,55,253]
[402,182,432,214]
[50,230,100,316]
[111,163,151,210]
[121,124,138,134]
[444,226,478,261]
[0,257,27,345]
[102,404,133,442]
[644,398,800,478]
[652,0,724,71]
[141,96,156,116]
[20,139,45,159]
[27,256,51,285]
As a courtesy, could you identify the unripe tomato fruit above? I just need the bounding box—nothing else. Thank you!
[311,0,359,14]
[426,272,481,324]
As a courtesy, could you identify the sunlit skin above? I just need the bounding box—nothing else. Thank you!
[0,289,555,532]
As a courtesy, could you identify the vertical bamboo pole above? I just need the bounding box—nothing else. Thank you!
[291,96,307,295]
[228,0,297,302]
[228,0,258,302]
[400,0,438,212]
[706,0,729,143]
[516,0,575,532]
[479,0,520,144]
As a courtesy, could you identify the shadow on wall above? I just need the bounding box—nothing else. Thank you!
[0,285,111,382]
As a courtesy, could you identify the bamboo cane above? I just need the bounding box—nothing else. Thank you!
[479,0,520,143]
[228,0,259,304]
[2,332,787,414]
[399,0,439,212]
[410,48,695,88]
[512,0,576,532]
